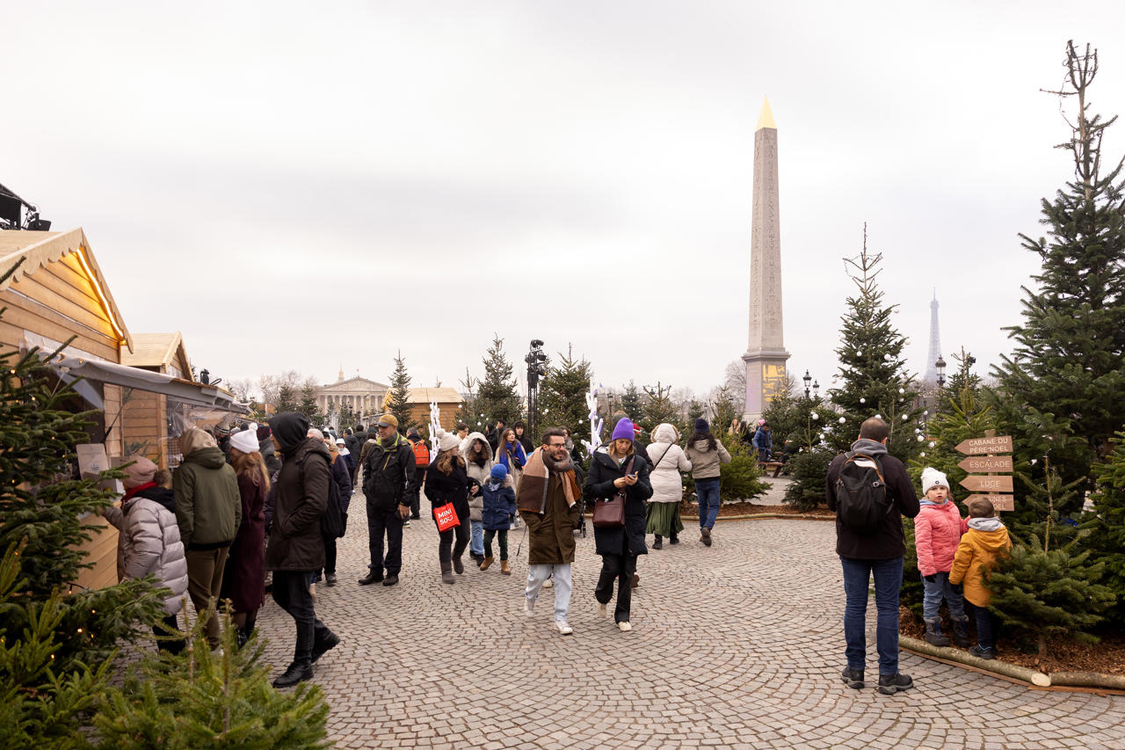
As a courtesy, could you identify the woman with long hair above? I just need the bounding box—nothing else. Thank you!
[684,418,731,547]
[424,430,471,584]
[496,427,527,488]
[225,429,269,647]
[586,418,653,631]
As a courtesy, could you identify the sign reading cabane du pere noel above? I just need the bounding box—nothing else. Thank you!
[955,433,1014,512]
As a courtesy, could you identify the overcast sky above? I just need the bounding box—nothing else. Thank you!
[6,2,1125,405]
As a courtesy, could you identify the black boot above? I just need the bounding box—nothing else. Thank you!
[924,618,950,647]
[236,627,251,649]
[951,616,971,648]
[272,661,313,688]
[669,533,680,545]
[652,535,663,550]
[311,628,340,663]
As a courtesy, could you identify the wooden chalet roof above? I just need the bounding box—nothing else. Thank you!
[120,332,192,378]
[407,387,463,404]
[0,228,133,352]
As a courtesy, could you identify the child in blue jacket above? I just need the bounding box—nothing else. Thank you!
[480,464,517,574]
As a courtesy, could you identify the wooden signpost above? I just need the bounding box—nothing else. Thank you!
[955,431,1013,512]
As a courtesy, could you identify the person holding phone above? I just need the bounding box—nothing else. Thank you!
[586,418,653,632]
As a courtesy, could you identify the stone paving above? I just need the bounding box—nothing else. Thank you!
[255,492,1125,749]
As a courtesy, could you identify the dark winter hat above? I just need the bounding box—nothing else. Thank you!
[269,412,310,453]
[611,417,635,442]
[490,463,508,480]
[694,418,710,433]
[256,425,271,441]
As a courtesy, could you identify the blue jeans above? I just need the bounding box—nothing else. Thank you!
[696,478,721,529]
[470,520,484,556]
[921,571,966,620]
[841,556,903,675]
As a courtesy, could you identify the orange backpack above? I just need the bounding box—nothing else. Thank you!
[412,440,430,468]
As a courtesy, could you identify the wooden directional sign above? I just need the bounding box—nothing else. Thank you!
[960,475,1014,493]
[958,455,1014,473]
[955,435,1013,456]
[965,494,1014,512]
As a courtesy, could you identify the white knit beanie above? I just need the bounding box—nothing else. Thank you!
[921,467,949,493]
[437,429,460,452]
[229,429,259,455]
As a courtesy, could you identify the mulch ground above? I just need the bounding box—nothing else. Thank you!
[705,501,834,518]
[899,607,1125,676]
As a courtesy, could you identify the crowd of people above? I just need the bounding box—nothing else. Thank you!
[101,410,1013,695]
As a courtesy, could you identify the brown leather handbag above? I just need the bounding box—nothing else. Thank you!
[592,456,634,529]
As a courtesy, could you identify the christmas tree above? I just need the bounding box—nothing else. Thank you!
[539,344,594,441]
[619,381,643,421]
[275,383,298,415]
[826,225,922,462]
[991,40,1125,507]
[475,336,521,426]
[641,382,683,437]
[297,380,320,425]
[1083,431,1125,628]
[385,350,415,431]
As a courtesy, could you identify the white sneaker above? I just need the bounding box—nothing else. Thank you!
[597,601,608,617]
[555,620,573,635]
[524,597,535,617]
[543,577,553,588]
[617,621,632,632]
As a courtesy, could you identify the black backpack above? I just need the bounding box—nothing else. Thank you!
[834,451,891,534]
[303,453,347,539]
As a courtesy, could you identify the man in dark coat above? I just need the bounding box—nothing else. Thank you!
[826,417,919,695]
[517,428,582,635]
[265,412,340,688]
[348,423,366,483]
[357,414,416,587]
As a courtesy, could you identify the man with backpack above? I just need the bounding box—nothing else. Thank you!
[357,414,416,587]
[825,417,919,696]
[406,427,430,521]
[265,412,340,688]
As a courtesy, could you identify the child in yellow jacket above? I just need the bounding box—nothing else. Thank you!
[948,497,1012,660]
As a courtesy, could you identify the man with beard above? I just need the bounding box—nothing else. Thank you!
[266,412,340,688]
[517,427,583,635]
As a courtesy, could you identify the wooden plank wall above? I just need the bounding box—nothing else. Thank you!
[76,512,119,591]
[121,389,168,465]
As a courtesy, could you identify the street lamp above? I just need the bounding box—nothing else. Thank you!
[935,356,947,388]
[803,370,812,399]
[525,339,547,439]
[812,379,819,400]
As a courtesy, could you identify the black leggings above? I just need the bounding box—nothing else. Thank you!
[482,529,509,560]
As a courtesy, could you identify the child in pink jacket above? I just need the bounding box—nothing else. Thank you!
[914,468,970,647]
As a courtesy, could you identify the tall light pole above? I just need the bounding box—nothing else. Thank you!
[525,339,547,440]
[935,356,947,388]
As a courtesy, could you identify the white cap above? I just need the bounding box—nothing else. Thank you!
[921,467,949,493]
[229,429,259,455]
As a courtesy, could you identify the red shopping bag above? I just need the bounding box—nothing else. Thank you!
[433,502,460,532]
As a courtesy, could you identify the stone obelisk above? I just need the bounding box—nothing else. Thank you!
[743,96,790,423]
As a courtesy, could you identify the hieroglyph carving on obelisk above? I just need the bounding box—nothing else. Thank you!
[743,96,790,423]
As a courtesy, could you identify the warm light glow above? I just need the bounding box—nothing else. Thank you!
[75,248,126,343]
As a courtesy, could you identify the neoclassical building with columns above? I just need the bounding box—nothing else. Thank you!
[315,370,389,424]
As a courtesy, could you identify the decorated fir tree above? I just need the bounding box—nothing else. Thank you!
[385,350,415,431]
[825,225,922,461]
[618,380,643,421]
[641,381,683,437]
[475,336,521,426]
[539,344,594,440]
[990,40,1125,505]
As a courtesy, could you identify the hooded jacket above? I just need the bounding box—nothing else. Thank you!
[685,435,731,479]
[587,446,654,557]
[103,484,189,615]
[173,445,241,549]
[825,438,919,560]
[914,497,966,576]
[461,431,494,522]
[481,476,517,530]
[645,423,693,504]
[948,518,1012,607]
[265,412,330,571]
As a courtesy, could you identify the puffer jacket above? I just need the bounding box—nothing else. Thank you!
[645,423,692,504]
[461,431,493,522]
[481,477,517,531]
[103,484,189,615]
[587,447,653,557]
[949,518,1012,607]
[685,437,731,479]
[173,446,241,550]
[914,499,966,576]
[265,437,331,571]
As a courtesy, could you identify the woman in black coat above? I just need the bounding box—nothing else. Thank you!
[586,418,653,632]
[424,432,471,584]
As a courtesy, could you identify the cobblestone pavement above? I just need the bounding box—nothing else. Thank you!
[255,499,1125,749]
